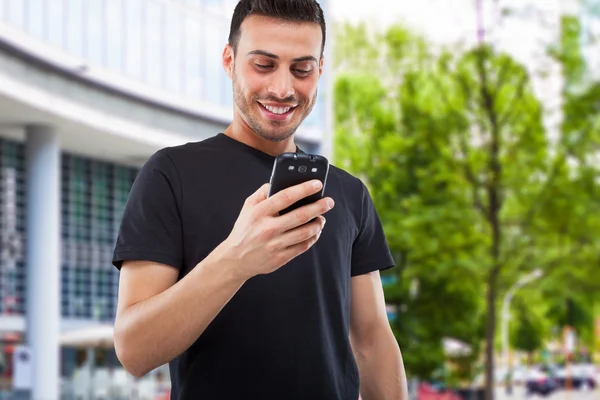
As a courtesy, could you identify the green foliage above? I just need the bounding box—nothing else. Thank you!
[510,298,545,357]
[333,13,600,388]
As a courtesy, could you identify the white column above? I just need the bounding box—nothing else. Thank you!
[25,125,61,400]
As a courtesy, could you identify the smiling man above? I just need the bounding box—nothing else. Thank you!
[112,1,407,399]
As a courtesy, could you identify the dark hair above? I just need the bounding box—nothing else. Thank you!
[228,0,326,57]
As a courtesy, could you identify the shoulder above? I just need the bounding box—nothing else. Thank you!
[325,164,371,229]
[327,163,368,196]
[156,136,221,164]
[145,135,223,173]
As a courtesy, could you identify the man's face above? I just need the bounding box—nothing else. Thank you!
[224,15,323,142]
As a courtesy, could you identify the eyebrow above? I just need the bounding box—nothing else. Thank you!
[247,50,318,63]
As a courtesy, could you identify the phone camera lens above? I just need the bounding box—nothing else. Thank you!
[298,165,307,173]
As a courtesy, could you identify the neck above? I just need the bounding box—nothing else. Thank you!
[223,119,297,157]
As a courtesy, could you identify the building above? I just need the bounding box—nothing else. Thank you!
[0,0,332,397]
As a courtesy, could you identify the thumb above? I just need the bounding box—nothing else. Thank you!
[246,183,270,206]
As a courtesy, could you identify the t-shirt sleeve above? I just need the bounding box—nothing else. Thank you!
[112,150,183,271]
[351,180,396,277]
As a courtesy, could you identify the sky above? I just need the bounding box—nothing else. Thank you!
[328,0,580,46]
[327,0,574,137]
[330,0,478,44]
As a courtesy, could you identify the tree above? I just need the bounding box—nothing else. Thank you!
[334,22,488,381]
[333,12,600,400]
[510,298,545,365]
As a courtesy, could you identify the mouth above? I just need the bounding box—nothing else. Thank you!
[258,101,297,121]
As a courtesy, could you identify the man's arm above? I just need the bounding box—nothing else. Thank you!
[114,256,245,378]
[350,271,408,400]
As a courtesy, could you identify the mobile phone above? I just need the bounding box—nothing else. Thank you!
[267,152,329,215]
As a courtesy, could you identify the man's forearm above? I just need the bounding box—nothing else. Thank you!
[114,246,246,377]
[353,326,408,400]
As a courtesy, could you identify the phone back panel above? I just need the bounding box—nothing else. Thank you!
[268,152,329,215]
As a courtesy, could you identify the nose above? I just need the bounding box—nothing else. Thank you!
[267,69,295,100]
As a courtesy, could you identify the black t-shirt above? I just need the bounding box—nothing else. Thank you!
[113,133,395,400]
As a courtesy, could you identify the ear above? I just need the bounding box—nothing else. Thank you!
[318,55,324,77]
[223,44,235,79]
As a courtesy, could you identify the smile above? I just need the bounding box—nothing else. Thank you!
[258,102,297,120]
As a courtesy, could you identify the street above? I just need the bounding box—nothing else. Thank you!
[496,387,598,400]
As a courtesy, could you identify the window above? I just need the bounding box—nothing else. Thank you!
[184,16,203,100]
[105,0,124,73]
[185,0,203,9]
[6,0,25,30]
[202,19,226,104]
[47,0,65,50]
[60,153,138,321]
[203,0,224,15]
[0,139,25,316]
[165,7,183,93]
[65,0,84,58]
[85,0,104,65]
[124,0,143,80]
[145,1,164,87]
[26,0,46,39]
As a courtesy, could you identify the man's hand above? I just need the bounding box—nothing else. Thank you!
[218,180,334,280]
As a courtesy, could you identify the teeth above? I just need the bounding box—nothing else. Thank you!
[261,103,291,115]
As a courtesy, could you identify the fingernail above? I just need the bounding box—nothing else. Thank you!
[326,198,334,209]
[312,180,322,189]
[321,217,327,228]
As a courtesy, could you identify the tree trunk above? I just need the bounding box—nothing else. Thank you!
[484,270,499,400]
[528,351,534,366]
[478,41,502,400]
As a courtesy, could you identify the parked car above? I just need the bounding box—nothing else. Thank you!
[552,363,597,390]
[524,366,558,397]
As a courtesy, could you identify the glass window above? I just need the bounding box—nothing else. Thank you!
[26,0,46,39]
[184,17,202,100]
[203,0,224,15]
[61,347,77,378]
[296,139,321,155]
[165,8,183,93]
[124,0,143,80]
[47,0,65,50]
[202,20,225,104]
[185,0,203,9]
[86,0,104,65]
[6,0,25,30]
[59,153,138,320]
[0,140,26,317]
[65,0,84,58]
[145,2,164,87]
[105,0,124,73]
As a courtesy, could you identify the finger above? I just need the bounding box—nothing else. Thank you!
[246,183,270,206]
[272,216,323,247]
[260,180,323,215]
[279,231,321,262]
[278,198,333,232]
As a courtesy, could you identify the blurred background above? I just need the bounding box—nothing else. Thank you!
[0,0,598,399]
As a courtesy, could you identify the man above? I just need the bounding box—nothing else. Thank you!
[112,0,407,399]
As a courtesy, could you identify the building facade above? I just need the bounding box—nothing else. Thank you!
[0,0,332,398]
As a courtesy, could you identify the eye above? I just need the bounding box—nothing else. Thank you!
[255,63,273,70]
[293,68,312,77]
